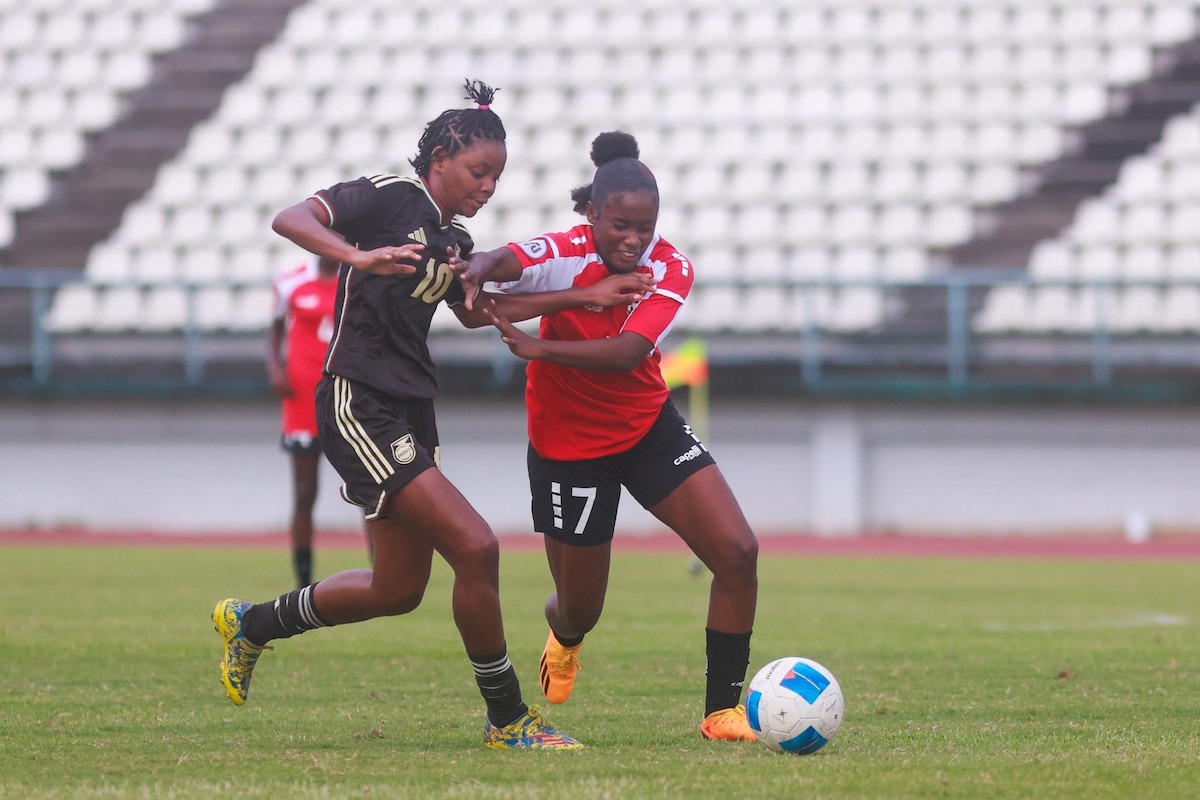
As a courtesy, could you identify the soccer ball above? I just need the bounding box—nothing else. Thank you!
[746,656,844,754]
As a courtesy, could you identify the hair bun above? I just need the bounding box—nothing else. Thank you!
[589,131,639,166]
[463,78,499,109]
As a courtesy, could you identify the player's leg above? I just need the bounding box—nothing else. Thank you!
[540,536,610,703]
[289,450,320,587]
[213,435,323,705]
[372,468,579,748]
[281,386,322,587]
[304,509,434,623]
[624,401,758,740]
[529,444,621,704]
[651,464,757,633]
[651,466,758,741]
[654,466,758,740]
[213,377,434,706]
[544,536,611,640]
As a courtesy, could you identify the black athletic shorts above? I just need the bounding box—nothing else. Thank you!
[528,399,716,546]
[280,431,321,455]
[315,374,439,521]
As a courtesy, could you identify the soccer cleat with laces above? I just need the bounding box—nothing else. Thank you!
[483,705,584,750]
[212,598,270,706]
[700,704,757,742]
[539,630,583,704]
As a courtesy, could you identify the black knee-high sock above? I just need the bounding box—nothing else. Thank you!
[293,547,313,588]
[241,583,330,646]
[472,649,528,727]
[705,628,752,716]
[553,630,585,648]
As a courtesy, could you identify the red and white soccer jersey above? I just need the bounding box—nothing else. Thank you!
[273,258,337,440]
[495,224,693,460]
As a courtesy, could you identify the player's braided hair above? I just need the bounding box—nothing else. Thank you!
[409,79,505,177]
[570,130,659,215]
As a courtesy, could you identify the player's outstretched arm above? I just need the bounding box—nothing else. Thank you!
[272,199,422,276]
[453,273,655,329]
[484,304,651,371]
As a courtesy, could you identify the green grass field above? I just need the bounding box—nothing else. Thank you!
[1,542,1196,799]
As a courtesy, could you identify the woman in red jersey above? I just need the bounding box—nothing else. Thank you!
[465,130,759,742]
[267,252,341,588]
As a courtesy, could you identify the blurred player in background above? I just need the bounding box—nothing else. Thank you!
[211,80,618,750]
[463,130,760,742]
[267,252,341,588]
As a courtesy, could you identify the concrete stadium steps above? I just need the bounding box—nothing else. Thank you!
[1,0,305,271]
[943,34,1200,274]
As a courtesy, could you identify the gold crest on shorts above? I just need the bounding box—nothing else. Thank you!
[391,434,416,465]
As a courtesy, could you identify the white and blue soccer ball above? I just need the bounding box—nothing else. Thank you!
[746,656,844,754]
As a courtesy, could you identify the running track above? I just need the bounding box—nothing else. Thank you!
[3,528,1199,560]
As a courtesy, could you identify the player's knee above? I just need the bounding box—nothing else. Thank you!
[712,533,758,583]
[454,528,500,573]
[559,602,601,634]
[377,585,426,616]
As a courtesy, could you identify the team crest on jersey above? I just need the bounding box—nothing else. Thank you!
[516,239,547,260]
[391,434,416,465]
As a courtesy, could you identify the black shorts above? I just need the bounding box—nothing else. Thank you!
[528,399,716,546]
[315,375,439,521]
[280,432,321,455]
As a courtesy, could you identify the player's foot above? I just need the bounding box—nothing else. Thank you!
[700,704,757,741]
[212,598,270,705]
[539,630,583,704]
[483,705,584,750]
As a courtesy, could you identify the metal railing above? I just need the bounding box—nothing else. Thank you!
[2,270,1200,399]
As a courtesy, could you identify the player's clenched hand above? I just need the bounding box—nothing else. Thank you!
[351,243,423,275]
[580,272,656,307]
[448,246,483,310]
[482,303,541,361]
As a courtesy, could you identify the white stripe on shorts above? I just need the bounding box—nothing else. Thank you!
[333,375,394,485]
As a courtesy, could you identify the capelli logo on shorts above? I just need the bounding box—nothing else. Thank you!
[391,434,416,465]
[673,445,703,465]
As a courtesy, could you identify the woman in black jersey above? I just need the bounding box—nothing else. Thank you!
[210,80,640,750]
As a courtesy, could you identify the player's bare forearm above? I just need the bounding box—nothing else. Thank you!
[273,200,420,276]
[272,202,361,265]
[525,333,651,372]
[460,273,656,329]
[488,306,651,371]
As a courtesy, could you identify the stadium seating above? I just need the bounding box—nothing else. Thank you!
[978,102,1200,333]
[6,0,1197,335]
[0,0,216,259]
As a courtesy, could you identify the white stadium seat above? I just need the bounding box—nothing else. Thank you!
[27,0,1200,336]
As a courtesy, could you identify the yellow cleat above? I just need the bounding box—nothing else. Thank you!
[700,704,757,742]
[484,705,584,750]
[212,598,269,705]
[539,630,583,704]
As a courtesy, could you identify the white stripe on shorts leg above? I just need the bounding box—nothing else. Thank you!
[333,376,394,484]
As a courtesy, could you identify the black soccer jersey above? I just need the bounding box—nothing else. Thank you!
[311,174,471,399]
